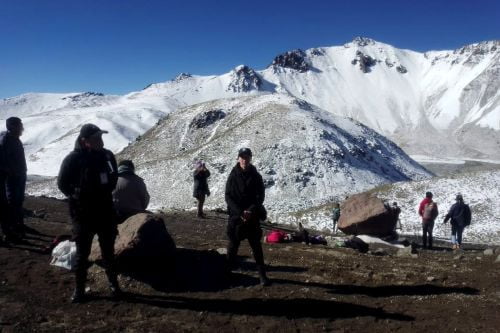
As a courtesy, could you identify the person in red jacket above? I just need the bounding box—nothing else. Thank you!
[418,191,438,249]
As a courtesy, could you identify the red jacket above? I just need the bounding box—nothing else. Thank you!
[418,197,432,217]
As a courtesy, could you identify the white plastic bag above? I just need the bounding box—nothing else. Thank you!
[50,240,77,270]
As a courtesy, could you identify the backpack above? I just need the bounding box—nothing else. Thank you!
[423,202,437,221]
[461,204,472,226]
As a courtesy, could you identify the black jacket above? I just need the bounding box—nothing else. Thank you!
[0,131,27,176]
[444,202,471,227]
[193,168,210,197]
[57,139,118,219]
[225,163,265,219]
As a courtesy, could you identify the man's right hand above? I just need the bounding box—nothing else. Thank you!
[242,210,252,222]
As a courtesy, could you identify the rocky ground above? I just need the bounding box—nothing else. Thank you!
[1,196,500,332]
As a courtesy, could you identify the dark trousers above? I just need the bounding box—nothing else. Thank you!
[226,217,265,268]
[451,224,465,245]
[0,173,26,238]
[73,221,118,289]
[196,195,206,216]
[422,220,435,248]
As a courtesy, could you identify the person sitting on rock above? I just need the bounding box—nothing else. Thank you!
[112,160,150,224]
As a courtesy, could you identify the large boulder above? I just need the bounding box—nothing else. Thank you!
[338,193,400,237]
[90,213,176,271]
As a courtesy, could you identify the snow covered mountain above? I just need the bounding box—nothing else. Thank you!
[1,37,499,177]
[114,94,430,215]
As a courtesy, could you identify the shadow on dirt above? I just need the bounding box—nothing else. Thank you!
[120,294,415,321]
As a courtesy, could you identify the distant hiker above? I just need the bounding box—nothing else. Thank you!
[112,160,150,224]
[418,192,438,249]
[193,160,210,218]
[392,202,402,230]
[443,194,471,250]
[225,148,270,286]
[57,123,122,303]
[0,117,27,244]
[332,203,340,233]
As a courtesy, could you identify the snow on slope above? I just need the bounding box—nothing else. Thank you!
[114,94,430,216]
[287,169,500,245]
[1,37,499,176]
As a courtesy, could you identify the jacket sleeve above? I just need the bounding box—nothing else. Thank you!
[107,151,118,190]
[444,204,455,222]
[57,154,76,197]
[225,171,241,216]
[248,172,265,212]
[141,179,150,209]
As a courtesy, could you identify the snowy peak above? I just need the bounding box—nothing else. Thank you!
[270,49,310,72]
[349,36,377,47]
[227,65,262,92]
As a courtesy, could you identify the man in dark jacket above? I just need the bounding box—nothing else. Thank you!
[193,160,210,218]
[0,117,27,244]
[225,148,270,286]
[58,123,121,303]
[444,194,471,250]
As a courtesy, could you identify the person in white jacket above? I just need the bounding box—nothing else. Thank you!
[112,160,150,223]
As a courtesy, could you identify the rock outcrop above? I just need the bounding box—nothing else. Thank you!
[271,49,310,72]
[338,193,400,237]
[90,213,176,271]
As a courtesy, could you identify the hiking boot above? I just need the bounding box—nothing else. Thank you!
[109,284,123,299]
[70,288,86,303]
[257,266,271,287]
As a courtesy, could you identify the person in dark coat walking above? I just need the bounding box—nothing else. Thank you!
[418,191,438,249]
[58,123,121,303]
[0,117,27,244]
[443,194,471,250]
[193,160,210,218]
[225,148,270,286]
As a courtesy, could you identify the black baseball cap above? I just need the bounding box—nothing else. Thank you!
[425,191,433,198]
[79,123,108,138]
[238,147,252,158]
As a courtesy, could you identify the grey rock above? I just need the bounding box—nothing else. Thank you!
[483,248,494,256]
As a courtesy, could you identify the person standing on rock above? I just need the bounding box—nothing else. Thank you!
[113,159,150,224]
[225,148,270,286]
[0,117,27,244]
[443,194,471,250]
[418,191,438,249]
[193,160,210,218]
[58,123,122,303]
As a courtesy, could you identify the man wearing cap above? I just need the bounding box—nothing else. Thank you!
[0,117,27,244]
[444,194,472,250]
[225,147,270,286]
[58,123,121,302]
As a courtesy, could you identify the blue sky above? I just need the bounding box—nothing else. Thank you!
[1,0,499,99]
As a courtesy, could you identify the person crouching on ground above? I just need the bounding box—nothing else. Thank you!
[112,159,150,224]
[57,123,122,303]
[418,191,438,249]
[443,194,471,250]
[225,148,270,286]
[193,160,211,218]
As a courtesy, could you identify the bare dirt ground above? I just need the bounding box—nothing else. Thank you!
[1,196,500,333]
